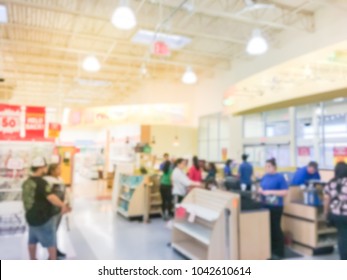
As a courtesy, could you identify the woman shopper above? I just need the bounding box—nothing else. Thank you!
[323,162,347,260]
[224,159,233,178]
[188,156,202,182]
[44,163,67,258]
[259,158,288,259]
[160,160,173,220]
[204,162,217,189]
[171,158,201,204]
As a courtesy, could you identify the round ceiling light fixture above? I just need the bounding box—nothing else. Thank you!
[82,55,101,72]
[111,0,137,30]
[182,66,197,85]
[246,29,268,55]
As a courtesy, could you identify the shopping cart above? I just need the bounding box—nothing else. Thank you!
[0,200,26,235]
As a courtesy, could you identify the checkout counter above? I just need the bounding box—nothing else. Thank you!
[282,179,337,256]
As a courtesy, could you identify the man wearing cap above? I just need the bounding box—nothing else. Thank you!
[238,154,254,191]
[22,156,70,260]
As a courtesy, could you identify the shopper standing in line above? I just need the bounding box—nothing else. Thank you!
[44,163,67,258]
[291,161,321,186]
[323,162,347,260]
[259,158,289,259]
[171,158,201,204]
[188,156,202,182]
[204,162,217,189]
[159,153,170,171]
[224,159,233,178]
[159,160,173,220]
[22,157,70,260]
[238,154,254,191]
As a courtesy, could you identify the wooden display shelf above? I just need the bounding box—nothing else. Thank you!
[172,239,208,260]
[317,227,337,235]
[174,222,212,245]
[114,173,162,219]
[180,203,219,222]
[172,189,270,260]
[117,207,129,218]
[119,195,130,202]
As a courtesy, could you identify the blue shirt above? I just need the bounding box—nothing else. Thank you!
[291,166,321,186]
[238,162,253,185]
[224,165,232,177]
[260,173,288,206]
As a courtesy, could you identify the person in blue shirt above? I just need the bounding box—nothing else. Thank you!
[238,154,253,191]
[259,158,289,259]
[224,159,233,178]
[291,161,321,186]
[159,153,170,171]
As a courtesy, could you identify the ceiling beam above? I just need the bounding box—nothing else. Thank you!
[151,0,314,32]
[0,38,225,70]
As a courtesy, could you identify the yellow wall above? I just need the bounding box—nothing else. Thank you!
[150,125,198,158]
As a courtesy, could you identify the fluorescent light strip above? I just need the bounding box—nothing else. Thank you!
[0,5,8,24]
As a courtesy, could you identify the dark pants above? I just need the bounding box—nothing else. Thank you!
[245,184,252,191]
[268,206,285,258]
[331,214,347,260]
[160,185,173,216]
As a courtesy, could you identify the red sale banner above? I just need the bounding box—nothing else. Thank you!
[333,147,347,164]
[25,106,45,139]
[0,104,22,140]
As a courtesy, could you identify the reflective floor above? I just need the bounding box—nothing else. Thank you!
[0,175,340,260]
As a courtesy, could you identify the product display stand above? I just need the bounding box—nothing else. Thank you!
[282,187,337,256]
[114,173,162,219]
[171,189,270,260]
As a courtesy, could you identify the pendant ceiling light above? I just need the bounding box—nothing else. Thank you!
[82,55,101,72]
[246,29,268,55]
[111,0,137,30]
[182,66,197,85]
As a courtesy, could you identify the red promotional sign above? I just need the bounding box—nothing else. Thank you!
[333,147,347,157]
[25,106,45,139]
[298,147,310,156]
[333,147,347,164]
[153,41,170,56]
[0,104,21,140]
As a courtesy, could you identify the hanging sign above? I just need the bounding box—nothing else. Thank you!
[153,41,171,56]
[0,104,21,140]
[25,106,45,139]
[333,147,347,164]
[48,122,61,139]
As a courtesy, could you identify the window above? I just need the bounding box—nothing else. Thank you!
[243,113,264,138]
[264,108,290,137]
[198,114,231,161]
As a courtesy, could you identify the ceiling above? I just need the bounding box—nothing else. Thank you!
[224,40,347,115]
[0,0,332,108]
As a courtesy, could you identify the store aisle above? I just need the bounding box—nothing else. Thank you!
[70,175,183,260]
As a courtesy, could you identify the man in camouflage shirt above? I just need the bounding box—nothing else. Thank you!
[22,157,70,260]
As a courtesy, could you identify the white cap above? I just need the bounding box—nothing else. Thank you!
[31,156,47,168]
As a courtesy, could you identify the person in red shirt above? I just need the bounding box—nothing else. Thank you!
[188,156,202,182]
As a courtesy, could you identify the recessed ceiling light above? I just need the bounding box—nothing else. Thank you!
[0,5,8,24]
